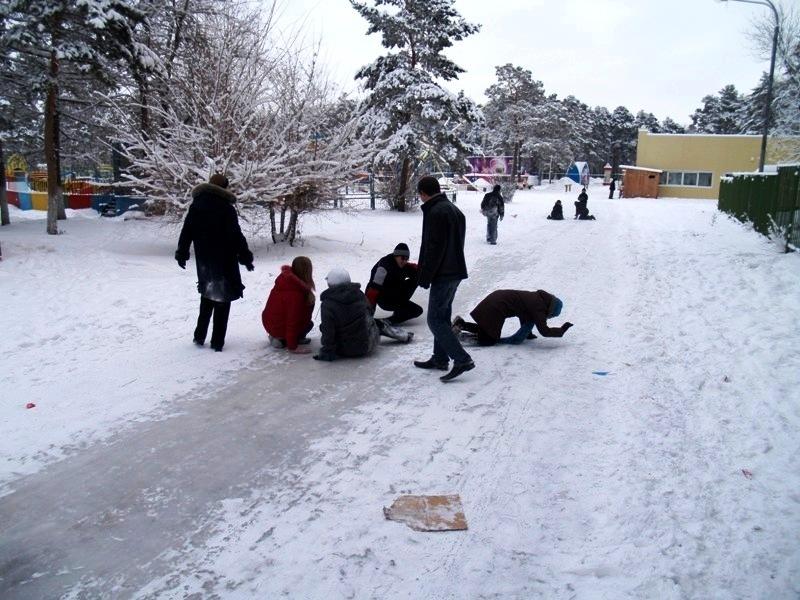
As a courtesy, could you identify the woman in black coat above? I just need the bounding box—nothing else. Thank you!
[175,174,254,351]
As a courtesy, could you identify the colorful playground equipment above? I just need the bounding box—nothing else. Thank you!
[4,156,146,216]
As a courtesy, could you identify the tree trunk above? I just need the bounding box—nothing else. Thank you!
[511,142,520,191]
[54,107,66,220]
[396,157,411,212]
[279,205,286,236]
[0,136,9,226]
[269,203,277,243]
[287,209,299,246]
[45,46,62,235]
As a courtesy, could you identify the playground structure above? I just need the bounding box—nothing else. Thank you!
[566,161,590,186]
[4,155,147,216]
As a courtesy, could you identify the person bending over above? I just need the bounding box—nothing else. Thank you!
[453,289,573,346]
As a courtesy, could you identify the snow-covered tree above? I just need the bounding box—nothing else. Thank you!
[1,0,147,234]
[660,117,687,134]
[689,85,746,134]
[634,110,661,133]
[483,64,545,184]
[352,0,482,211]
[109,4,374,244]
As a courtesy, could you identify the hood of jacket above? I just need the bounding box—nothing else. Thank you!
[191,182,237,205]
[274,265,314,293]
[321,282,363,304]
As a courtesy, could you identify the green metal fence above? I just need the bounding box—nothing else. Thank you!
[718,165,800,251]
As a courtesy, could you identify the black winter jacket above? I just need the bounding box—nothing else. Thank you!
[480,191,504,218]
[366,254,419,306]
[176,183,253,302]
[318,283,380,360]
[418,193,468,288]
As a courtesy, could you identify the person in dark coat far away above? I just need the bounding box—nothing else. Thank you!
[453,289,573,347]
[574,188,595,220]
[365,243,422,325]
[176,173,253,352]
[480,184,505,245]
[413,175,474,382]
[609,177,616,199]
[547,200,564,220]
[262,256,316,354]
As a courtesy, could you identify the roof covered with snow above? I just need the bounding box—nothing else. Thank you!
[620,165,663,173]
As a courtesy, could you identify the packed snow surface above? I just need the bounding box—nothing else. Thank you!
[1,187,799,598]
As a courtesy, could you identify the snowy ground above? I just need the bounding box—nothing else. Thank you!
[1,185,799,598]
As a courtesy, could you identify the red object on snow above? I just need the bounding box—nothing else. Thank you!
[262,266,314,350]
[742,469,753,479]
[26,403,36,409]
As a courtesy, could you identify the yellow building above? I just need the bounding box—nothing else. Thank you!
[635,130,799,199]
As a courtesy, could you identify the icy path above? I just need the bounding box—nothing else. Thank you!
[1,191,799,598]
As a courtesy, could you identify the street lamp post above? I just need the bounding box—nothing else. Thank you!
[719,0,780,173]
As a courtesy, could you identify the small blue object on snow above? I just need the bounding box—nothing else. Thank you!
[592,371,610,376]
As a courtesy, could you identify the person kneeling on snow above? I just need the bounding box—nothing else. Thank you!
[315,269,413,362]
[365,243,423,325]
[452,289,573,347]
[262,256,316,354]
[547,200,564,220]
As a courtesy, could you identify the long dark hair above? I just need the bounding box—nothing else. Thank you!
[291,256,315,305]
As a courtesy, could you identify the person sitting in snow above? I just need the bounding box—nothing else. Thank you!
[452,289,573,347]
[575,203,596,220]
[547,200,564,220]
[262,256,316,354]
[574,188,589,219]
[480,184,505,245]
[365,243,423,325]
[314,269,414,362]
[175,173,254,352]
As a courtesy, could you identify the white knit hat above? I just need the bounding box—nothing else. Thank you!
[325,268,351,287]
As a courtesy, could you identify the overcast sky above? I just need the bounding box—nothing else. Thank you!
[273,0,773,124]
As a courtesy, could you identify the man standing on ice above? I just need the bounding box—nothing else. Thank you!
[175,173,254,352]
[413,176,474,382]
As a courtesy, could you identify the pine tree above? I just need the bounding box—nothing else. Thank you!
[352,0,482,211]
[1,0,146,234]
[689,85,745,134]
[660,117,686,134]
[634,110,661,133]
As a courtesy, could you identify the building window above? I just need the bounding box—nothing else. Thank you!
[659,171,714,187]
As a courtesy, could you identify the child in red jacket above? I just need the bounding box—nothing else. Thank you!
[262,256,316,354]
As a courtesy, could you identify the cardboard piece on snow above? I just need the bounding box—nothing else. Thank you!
[383,494,468,532]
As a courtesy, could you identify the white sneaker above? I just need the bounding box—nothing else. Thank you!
[268,336,285,349]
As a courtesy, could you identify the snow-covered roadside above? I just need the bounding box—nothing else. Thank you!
[0,202,420,490]
[127,193,800,599]
[2,188,799,599]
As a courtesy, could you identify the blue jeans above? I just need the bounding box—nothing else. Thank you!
[486,216,498,243]
[428,279,472,365]
[498,321,535,345]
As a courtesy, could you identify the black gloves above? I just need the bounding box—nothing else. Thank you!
[245,263,255,272]
[177,259,186,269]
[562,322,574,333]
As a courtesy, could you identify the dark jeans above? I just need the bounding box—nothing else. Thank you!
[194,296,231,349]
[460,320,497,346]
[486,216,499,243]
[428,279,471,365]
[379,298,423,324]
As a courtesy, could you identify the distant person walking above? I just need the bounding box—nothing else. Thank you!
[480,184,505,245]
[609,177,616,199]
[175,173,254,352]
[413,176,474,382]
